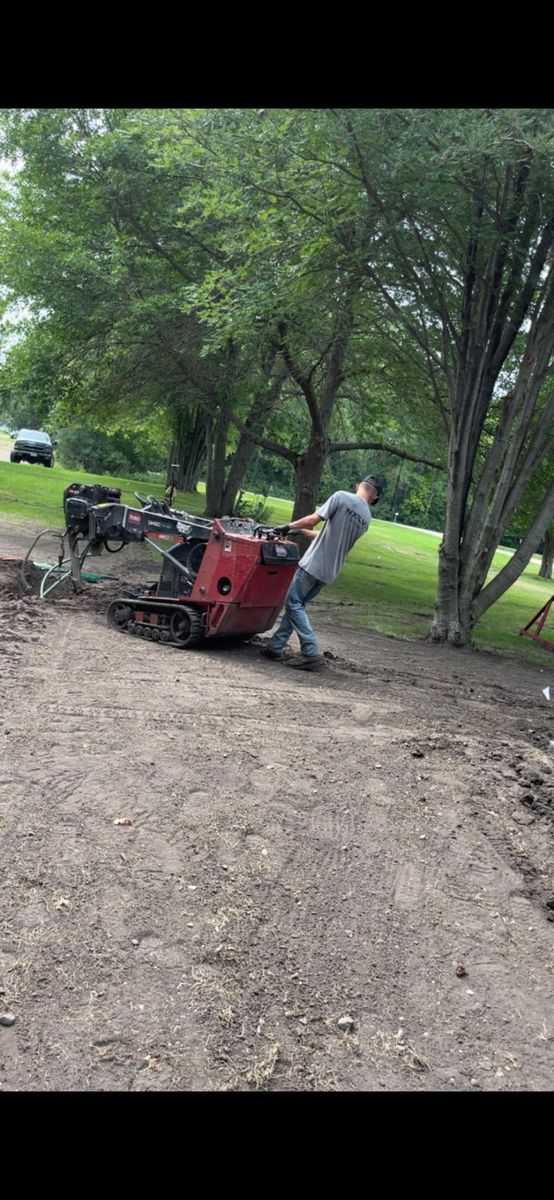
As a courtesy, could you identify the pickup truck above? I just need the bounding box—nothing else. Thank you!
[10,429,55,467]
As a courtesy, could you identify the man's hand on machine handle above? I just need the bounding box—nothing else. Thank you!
[273,524,290,537]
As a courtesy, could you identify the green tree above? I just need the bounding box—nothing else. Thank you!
[326,109,554,643]
[155,108,444,519]
[201,107,553,642]
[0,109,289,514]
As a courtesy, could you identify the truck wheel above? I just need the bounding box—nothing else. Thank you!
[10,453,20,463]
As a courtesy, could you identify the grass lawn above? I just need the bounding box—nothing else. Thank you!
[0,459,170,524]
[0,459,552,665]
[327,521,553,663]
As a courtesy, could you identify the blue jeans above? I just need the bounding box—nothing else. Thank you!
[268,567,325,657]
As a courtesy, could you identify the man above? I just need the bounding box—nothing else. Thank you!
[261,475,382,672]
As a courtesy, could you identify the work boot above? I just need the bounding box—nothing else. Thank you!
[287,654,326,672]
[260,645,285,661]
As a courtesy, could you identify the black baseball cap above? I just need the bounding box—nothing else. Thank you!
[362,475,382,502]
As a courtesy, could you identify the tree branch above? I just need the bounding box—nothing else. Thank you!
[329,440,444,470]
[278,323,324,435]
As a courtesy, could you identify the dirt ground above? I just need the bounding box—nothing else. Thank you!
[1,518,554,1092]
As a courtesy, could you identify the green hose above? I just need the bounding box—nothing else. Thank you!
[33,561,112,583]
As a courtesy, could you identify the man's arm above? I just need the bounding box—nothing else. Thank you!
[274,511,325,538]
[287,511,324,532]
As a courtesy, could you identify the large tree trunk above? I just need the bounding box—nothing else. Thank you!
[292,434,329,521]
[539,529,554,579]
[167,408,206,493]
[220,365,286,515]
[429,400,477,645]
[282,314,351,526]
[220,440,259,517]
[204,406,231,517]
[430,479,472,645]
[290,435,329,556]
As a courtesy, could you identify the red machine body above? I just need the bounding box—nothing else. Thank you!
[102,510,299,649]
[188,519,297,638]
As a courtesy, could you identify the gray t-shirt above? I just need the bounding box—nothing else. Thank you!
[298,491,371,584]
